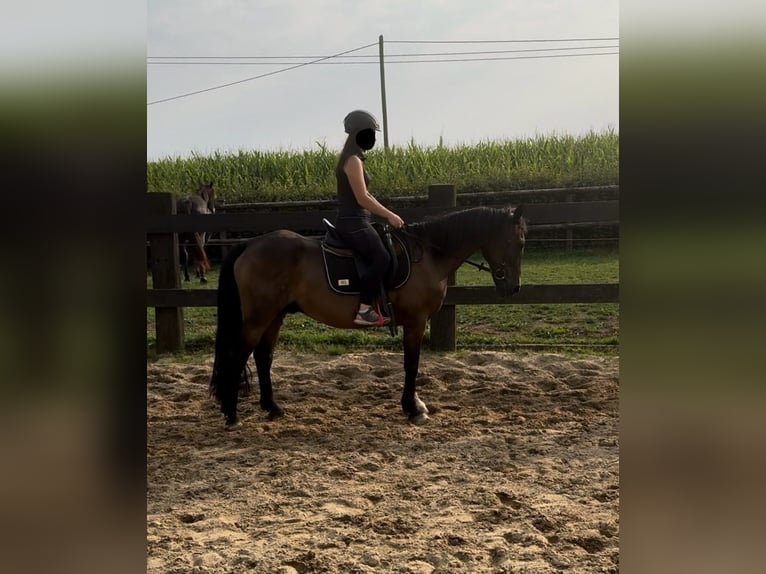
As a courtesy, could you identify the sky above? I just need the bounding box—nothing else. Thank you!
[147,0,619,160]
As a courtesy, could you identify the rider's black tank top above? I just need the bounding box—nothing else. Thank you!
[336,151,371,219]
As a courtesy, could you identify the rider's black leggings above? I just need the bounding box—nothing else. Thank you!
[335,217,391,305]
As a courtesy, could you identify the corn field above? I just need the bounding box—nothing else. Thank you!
[146,130,618,203]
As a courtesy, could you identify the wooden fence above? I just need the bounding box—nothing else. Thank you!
[147,184,619,353]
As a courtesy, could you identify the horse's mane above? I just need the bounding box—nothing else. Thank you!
[408,207,525,256]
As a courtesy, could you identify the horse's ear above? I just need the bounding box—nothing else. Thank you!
[207,181,213,188]
[512,204,524,222]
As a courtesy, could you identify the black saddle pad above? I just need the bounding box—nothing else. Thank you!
[321,233,411,295]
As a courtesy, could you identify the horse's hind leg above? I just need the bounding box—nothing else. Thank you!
[214,342,253,430]
[196,263,208,283]
[251,314,286,419]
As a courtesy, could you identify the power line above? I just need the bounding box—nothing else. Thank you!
[149,41,619,60]
[148,45,619,64]
[149,44,618,60]
[385,51,618,64]
[147,42,377,106]
[387,37,619,43]
[147,37,618,106]
[148,51,618,66]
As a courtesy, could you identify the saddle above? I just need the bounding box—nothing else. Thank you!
[320,219,411,296]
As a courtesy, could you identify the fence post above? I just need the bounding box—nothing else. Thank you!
[147,192,184,353]
[565,191,574,251]
[218,198,230,262]
[428,184,457,351]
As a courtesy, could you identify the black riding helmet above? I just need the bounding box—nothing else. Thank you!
[343,109,380,135]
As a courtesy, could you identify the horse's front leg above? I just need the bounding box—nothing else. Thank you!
[401,319,430,424]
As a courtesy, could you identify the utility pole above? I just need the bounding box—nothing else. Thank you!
[378,34,389,150]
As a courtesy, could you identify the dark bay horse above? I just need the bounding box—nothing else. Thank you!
[177,182,216,283]
[210,205,526,429]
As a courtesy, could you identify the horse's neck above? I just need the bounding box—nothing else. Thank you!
[189,192,209,212]
[424,222,493,278]
[436,242,482,278]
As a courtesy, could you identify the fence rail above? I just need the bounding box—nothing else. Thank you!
[147,283,618,308]
[215,185,618,211]
[147,185,619,353]
[145,202,618,234]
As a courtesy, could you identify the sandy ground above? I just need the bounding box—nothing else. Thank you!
[147,351,618,573]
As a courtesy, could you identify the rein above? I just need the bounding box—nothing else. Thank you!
[462,258,494,274]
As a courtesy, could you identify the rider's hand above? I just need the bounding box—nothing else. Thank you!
[387,213,404,229]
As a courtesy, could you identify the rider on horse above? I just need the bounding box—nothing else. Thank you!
[333,110,405,327]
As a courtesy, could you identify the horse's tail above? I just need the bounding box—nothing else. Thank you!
[193,232,211,272]
[209,241,251,404]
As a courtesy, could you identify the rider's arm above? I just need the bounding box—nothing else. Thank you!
[344,155,403,228]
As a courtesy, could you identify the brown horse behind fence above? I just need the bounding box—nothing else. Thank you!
[177,182,216,283]
[210,205,526,429]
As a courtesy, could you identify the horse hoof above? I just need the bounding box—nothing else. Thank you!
[224,420,241,431]
[268,407,285,420]
[200,277,208,284]
[410,412,430,425]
